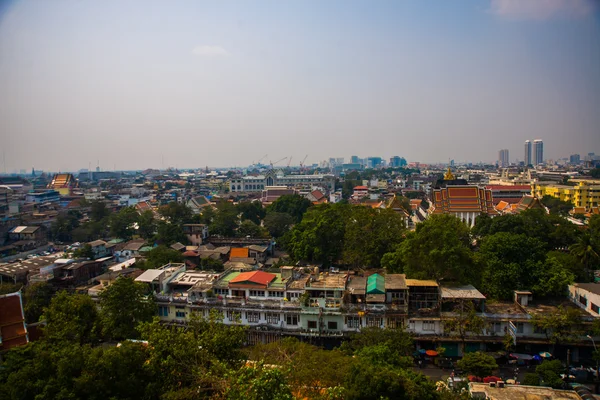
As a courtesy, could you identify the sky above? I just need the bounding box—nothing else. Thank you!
[1,0,599,172]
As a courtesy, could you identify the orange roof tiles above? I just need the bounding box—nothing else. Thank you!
[230,248,249,259]
[230,271,276,286]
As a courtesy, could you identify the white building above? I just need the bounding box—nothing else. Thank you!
[230,170,335,193]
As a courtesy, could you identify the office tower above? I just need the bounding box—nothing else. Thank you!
[524,140,532,166]
[389,156,407,168]
[570,154,580,164]
[498,149,509,167]
[351,155,359,164]
[533,139,543,165]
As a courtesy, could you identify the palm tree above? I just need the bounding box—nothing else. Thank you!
[570,233,600,281]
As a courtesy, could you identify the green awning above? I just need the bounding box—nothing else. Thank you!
[367,273,385,294]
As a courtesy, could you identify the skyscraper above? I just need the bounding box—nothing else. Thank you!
[533,139,543,165]
[524,140,532,166]
[498,149,509,167]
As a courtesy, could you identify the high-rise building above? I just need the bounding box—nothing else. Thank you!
[524,140,532,166]
[570,154,581,164]
[389,156,407,168]
[498,149,509,167]
[533,139,543,165]
[350,155,359,164]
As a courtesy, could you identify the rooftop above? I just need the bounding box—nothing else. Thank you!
[573,283,600,297]
[385,274,407,290]
[307,273,348,289]
[406,279,439,287]
[441,285,486,300]
[469,382,581,400]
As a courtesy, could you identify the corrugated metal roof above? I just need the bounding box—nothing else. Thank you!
[366,273,385,294]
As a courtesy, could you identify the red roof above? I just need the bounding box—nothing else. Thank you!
[230,248,249,259]
[485,185,531,191]
[183,250,199,257]
[354,186,368,190]
[230,271,276,286]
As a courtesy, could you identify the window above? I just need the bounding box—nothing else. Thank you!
[516,322,524,334]
[268,291,284,298]
[580,295,588,306]
[249,290,265,297]
[387,317,403,329]
[175,311,186,318]
[592,303,600,314]
[246,312,260,323]
[226,310,241,322]
[325,299,341,308]
[367,317,383,328]
[533,325,546,334]
[327,321,338,330]
[346,316,360,328]
[489,322,502,333]
[307,320,318,329]
[158,306,169,317]
[266,313,280,324]
[288,292,299,299]
[286,314,299,326]
[214,288,228,295]
[326,291,335,298]
[422,320,435,331]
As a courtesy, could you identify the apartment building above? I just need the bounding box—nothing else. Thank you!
[138,264,598,358]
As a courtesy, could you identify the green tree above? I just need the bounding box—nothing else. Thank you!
[137,209,156,239]
[22,282,53,323]
[99,277,156,340]
[143,245,184,269]
[73,243,94,259]
[237,220,269,238]
[210,201,239,237]
[542,195,574,216]
[395,214,475,283]
[341,327,414,367]
[89,200,110,222]
[530,306,582,345]
[536,360,565,388]
[342,207,406,268]
[443,302,486,354]
[155,220,186,245]
[158,202,193,225]
[531,256,575,297]
[570,232,600,280]
[478,232,546,300]
[74,342,155,400]
[236,200,266,225]
[109,206,139,240]
[263,212,295,238]
[285,203,349,266]
[456,351,498,378]
[267,194,313,223]
[224,363,293,400]
[0,282,22,295]
[50,210,81,242]
[41,291,100,345]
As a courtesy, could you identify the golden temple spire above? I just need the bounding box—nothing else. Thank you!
[444,167,455,180]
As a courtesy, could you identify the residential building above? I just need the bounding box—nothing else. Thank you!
[186,196,212,215]
[524,140,532,166]
[25,190,60,204]
[532,180,600,208]
[87,240,110,259]
[8,226,47,248]
[182,224,209,246]
[569,283,600,317]
[230,170,335,193]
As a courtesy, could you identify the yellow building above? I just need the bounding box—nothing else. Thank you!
[532,181,600,209]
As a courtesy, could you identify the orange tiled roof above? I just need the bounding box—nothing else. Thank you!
[230,248,249,259]
[230,271,276,286]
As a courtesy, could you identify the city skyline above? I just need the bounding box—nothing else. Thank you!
[1,0,599,171]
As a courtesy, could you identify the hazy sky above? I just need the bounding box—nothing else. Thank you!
[1,0,599,172]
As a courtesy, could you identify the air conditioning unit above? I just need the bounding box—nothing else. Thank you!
[497,381,505,388]
[489,382,496,388]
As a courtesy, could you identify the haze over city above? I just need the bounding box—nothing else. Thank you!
[1,0,599,171]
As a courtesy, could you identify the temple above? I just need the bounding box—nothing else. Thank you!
[47,173,77,195]
[430,169,497,226]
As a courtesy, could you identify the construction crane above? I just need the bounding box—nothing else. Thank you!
[270,157,287,169]
[287,156,293,167]
[253,154,268,166]
[299,155,308,172]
